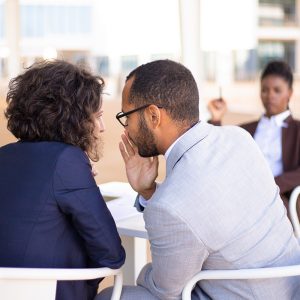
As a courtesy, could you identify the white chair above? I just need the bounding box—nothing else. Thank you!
[0,267,123,300]
[289,186,300,238]
[182,264,300,300]
[182,186,300,300]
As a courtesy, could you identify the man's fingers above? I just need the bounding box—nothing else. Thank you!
[152,156,159,176]
[124,131,139,152]
[153,156,159,167]
[121,134,135,156]
[119,142,129,163]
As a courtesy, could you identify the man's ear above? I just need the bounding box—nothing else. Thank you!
[146,105,161,129]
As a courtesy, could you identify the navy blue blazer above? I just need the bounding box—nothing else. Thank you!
[0,141,125,300]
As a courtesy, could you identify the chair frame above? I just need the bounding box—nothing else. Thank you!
[0,267,123,300]
[289,185,300,238]
[182,264,300,300]
[183,186,300,300]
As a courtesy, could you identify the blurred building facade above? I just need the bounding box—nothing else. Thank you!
[202,0,300,82]
[0,0,299,96]
[0,0,180,95]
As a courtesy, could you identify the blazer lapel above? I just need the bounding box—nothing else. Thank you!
[241,121,258,137]
[166,122,211,175]
[282,115,294,171]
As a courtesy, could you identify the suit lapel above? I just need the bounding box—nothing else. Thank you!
[166,122,211,175]
[282,115,294,171]
[241,122,258,137]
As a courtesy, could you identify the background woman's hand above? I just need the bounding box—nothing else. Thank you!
[207,99,227,122]
[119,133,158,199]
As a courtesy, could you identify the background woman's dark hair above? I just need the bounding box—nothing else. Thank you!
[261,60,293,89]
[126,59,199,127]
[5,60,104,161]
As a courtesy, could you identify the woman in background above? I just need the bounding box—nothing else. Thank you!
[209,60,300,217]
[0,60,125,300]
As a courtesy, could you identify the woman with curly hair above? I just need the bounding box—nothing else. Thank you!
[0,60,125,300]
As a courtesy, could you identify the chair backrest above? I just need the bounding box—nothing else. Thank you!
[289,186,300,238]
[182,187,300,300]
[0,267,123,300]
[182,264,300,300]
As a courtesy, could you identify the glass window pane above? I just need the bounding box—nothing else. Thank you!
[0,4,3,38]
[121,55,138,74]
[234,49,257,81]
[96,56,110,77]
[21,4,92,37]
[259,0,296,26]
[202,52,216,81]
[258,41,295,70]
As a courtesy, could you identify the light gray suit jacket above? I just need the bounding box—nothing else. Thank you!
[136,121,300,300]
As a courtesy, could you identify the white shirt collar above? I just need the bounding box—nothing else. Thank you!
[164,136,181,160]
[164,127,193,160]
[260,110,290,127]
[164,122,200,160]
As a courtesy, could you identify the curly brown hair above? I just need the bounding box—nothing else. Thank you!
[5,60,104,161]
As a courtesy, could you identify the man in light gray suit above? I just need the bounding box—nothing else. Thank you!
[97,60,300,300]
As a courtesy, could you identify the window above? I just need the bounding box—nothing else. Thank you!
[259,0,297,26]
[258,41,295,70]
[0,4,3,38]
[95,56,109,77]
[0,58,7,77]
[21,5,92,37]
[121,55,138,74]
[234,49,257,81]
[202,52,216,81]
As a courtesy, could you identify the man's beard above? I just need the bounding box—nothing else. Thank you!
[134,115,159,157]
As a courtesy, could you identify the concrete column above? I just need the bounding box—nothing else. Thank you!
[178,0,202,86]
[178,0,209,120]
[216,51,233,88]
[107,54,121,96]
[5,0,20,79]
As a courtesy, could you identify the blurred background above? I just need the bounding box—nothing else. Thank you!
[0,0,300,184]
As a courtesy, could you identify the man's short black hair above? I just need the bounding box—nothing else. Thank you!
[126,59,199,126]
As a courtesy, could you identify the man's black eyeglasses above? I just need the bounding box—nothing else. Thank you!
[116,104,163,127]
